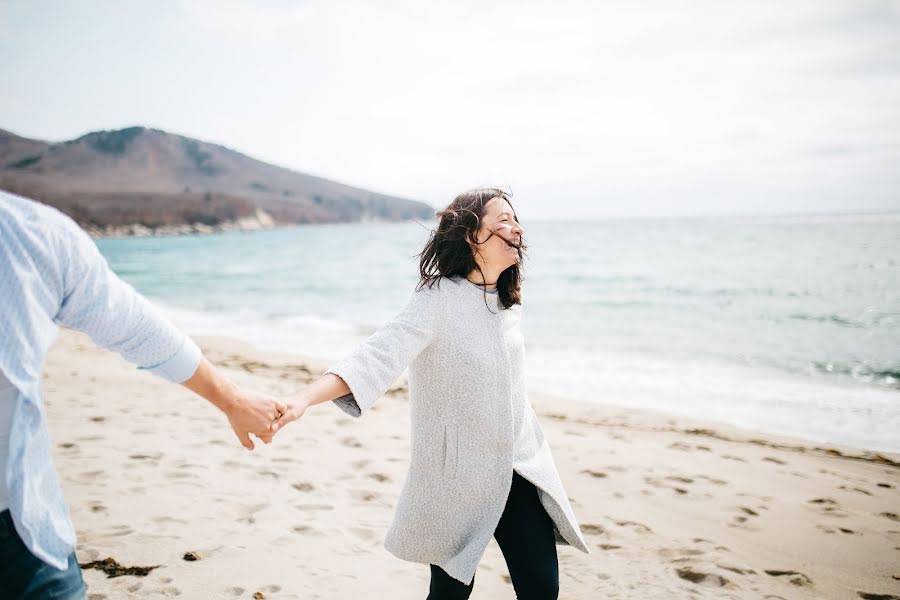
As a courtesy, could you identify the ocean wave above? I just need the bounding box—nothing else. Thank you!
[810,361,900,388]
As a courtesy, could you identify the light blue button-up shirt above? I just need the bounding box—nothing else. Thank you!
[0,190,202,570]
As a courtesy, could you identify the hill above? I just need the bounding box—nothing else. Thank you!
[0,126,434,235]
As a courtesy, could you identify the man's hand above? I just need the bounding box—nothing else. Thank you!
[224,387,287,450]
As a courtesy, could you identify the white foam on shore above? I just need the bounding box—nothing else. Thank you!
[525,346,900,454]
[160,303,900,454]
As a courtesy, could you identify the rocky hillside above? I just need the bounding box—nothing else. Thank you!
[0,126,434,235]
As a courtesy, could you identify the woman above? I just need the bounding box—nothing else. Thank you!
[273,188,589,599]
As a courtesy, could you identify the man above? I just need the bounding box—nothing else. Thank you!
[0,190,285,599]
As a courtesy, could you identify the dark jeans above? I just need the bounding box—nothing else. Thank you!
[427,471,559,600]
[0,510,87,600]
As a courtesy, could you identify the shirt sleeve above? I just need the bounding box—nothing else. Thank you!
[53,220,202,383]
[325,286,439,417]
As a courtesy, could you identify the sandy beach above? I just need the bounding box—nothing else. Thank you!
[43,329,900,600]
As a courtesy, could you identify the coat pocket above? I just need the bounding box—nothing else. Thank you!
[443,424,458,478]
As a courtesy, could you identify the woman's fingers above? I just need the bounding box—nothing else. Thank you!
[271,406,301,432]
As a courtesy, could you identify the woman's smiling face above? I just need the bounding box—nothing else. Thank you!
[472,196,525,271]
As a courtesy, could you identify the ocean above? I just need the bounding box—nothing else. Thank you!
[96,213,900,453]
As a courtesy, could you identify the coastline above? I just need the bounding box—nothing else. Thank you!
[83,209,277,239]
[46,329,900,599]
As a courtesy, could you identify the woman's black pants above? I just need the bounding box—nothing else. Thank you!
[426,471,559,600]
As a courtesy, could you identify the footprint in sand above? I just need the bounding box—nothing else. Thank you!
[155,586,181,596]
[644,475,713,499]
[367,472,391,483]
[152,516,189,525]
[642,476,687,496]
[100,525,134,537]
[816,523,861,535]
[350,489,381,503]
[675,567,733,588]
[291,524,325,537]
[667,441,692,451]
[727,505,765,530]
[764,569,813,587]
[597,544,621,550]
[238,502,270,524]
[613,520,653,534]
[129,452,163,461]
[807,497,848,518]
[341,437,364,448]
[294,503,333,511]
[292,482,315,492]
[716,563,756,575]
[580,524,606,536]
[762,456,787,465]
[658,547,705,562]
[838,484,873,496]
[695,474,728,486]
[580,469,607,479]
[857,593,900,599]
[721,453,748,462]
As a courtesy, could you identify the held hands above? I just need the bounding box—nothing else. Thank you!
[182,356,311,450]
[267,374,350,433]
[222,387,287,450]
[270,392,310,433]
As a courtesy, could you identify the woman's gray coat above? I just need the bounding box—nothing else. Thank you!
[325,276,589,584]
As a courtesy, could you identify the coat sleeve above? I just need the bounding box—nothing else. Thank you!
[325,286,439,417]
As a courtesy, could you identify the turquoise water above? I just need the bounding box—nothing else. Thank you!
[97,214,900,452]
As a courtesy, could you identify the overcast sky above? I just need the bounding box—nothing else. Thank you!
[1,0,899,219]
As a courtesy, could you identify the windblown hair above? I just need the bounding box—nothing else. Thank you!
[417,188,526,309]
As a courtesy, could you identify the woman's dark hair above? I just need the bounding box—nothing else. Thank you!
[417,187,526,309]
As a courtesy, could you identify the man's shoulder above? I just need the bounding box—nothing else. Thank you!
[0,191,83,241]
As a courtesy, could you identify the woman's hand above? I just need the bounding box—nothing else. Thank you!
[271,392,311,433]
[270,374,352,433]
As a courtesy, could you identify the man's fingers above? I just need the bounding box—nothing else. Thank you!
[258,433,274,444]
[236,430,255,450]
[274,399,287,415]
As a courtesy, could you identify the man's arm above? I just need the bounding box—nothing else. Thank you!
[52,216,282,449]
